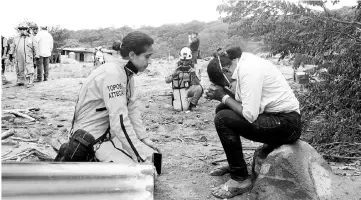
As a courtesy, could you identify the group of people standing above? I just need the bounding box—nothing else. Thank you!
[54,30,301,199]
[1,22,54,87]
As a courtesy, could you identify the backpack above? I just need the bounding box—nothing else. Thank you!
[172,61,193,89]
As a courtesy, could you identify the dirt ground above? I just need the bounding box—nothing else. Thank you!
[1,56,361,200]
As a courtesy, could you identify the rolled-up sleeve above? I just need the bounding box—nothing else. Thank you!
[240,70,264,123]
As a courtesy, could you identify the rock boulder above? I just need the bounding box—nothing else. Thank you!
[249,140,333,200]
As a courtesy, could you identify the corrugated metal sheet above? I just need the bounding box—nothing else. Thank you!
[2,162,155,200]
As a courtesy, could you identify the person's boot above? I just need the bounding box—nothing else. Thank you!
[44,75,48,81]
[16,78,24,86]
[2,74,11,85]
[187,103,196,111]
[26,76,34,88]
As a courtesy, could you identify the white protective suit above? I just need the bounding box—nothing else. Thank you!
[72,59,156,163]
[12,35,37,82]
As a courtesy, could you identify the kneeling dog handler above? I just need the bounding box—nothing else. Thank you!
[54,31,161,174]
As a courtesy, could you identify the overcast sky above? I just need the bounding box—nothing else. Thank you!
[0,0,358,38]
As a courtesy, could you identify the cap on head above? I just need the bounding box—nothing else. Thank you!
[18,23,29,29]
[179,46,192,60]
[29,23,38,30]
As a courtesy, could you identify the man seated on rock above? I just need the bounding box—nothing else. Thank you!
[165,46,203,111]
[205,47,302,199]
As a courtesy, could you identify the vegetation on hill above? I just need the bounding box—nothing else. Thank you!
[12,0,360,160]
[217,0,361,160]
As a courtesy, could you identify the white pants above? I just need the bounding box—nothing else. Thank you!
[95,138,154,164]
[95,139,135,163]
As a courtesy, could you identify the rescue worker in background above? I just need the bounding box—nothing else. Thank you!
[95,46,105,66]
[68,31,160,163]
[1,35,10,85]
[34,25,53,82]
[188,32,200,65]
[165,46,203,111]
[12,23,37,87]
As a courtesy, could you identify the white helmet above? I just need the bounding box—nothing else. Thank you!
[179,46,192,60]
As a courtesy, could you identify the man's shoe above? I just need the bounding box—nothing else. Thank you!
[187,103,196,111]
[33,79,42,83]
[43,78,48,81]
[26,83,34,88]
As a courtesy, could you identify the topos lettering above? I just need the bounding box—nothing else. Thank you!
[107,84,124,98]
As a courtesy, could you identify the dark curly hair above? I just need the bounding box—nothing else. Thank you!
[118,31,154,58]
[226,46,242,60]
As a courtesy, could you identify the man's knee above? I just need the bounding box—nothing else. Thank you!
[214,109,230,129]
[215,103,229,114]
[194,85,203,95]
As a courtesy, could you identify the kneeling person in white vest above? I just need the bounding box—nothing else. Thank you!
[165,47,203,111]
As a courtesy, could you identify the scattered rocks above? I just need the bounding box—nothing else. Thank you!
[199,136,208,142]
[164,104,172,109]
[60,128,68,133]
[2,114,15,122]
[40,130,52,136]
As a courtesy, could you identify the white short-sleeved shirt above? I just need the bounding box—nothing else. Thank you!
[233,53,300,123]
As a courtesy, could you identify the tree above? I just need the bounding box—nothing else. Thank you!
[48,25,70,53]
[78,31,101,47]
[217,0,361,158]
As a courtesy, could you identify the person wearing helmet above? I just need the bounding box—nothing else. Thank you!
[34,25,53,82]
[165,46,203,111]
[12,23,38,87]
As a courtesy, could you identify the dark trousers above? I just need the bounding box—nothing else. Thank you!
[1,59,5,74]
[37,56,50,80]
[214,103,301,181]
[191,50,198,64]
